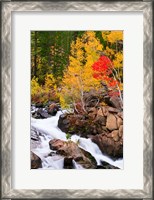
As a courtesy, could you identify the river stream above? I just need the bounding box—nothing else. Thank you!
[31,110,123,169]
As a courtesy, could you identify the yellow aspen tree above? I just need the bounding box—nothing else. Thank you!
[59,31,103,111]
[102,31,123,90]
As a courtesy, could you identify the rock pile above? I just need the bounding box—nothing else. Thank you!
[49,139,97,169]
[31,151,42,169]
[31,102,60,119]
[58,90,123,159]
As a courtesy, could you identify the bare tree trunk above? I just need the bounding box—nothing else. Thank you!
[77,75,87,113]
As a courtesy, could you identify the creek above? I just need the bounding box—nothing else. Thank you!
[31,110,123,169]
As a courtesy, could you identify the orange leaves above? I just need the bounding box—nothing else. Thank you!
[59,31,123,109]
[92,55,119,88]
[101,31,123,89]
[92,55,113,72]
[31,31,123,108]
[92,54,123,102]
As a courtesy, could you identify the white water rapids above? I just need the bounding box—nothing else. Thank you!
[31,111,123,169]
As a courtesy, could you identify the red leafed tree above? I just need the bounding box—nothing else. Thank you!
[92,55,123,104]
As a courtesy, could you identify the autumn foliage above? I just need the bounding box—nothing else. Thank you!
[92,55,114,81]
[31,31,123,109]
[102,31,123,84]
[31,74,58,104]
[92,55,121,98]
[59,31,103,110]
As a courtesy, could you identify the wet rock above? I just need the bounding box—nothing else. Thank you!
[64,157,74,169]
[35,102,43,108]
[31,128,40,141]
[48,103,59,116]
[37,109,50,118]
[104,95,112,106]
[106,113,118,131]
[31,128,41,149]
[46,101,54,106]
[58,114,71,133]
[32,108,50,119]
[63,119,70,125]
[58,114,89,137]
[60,114,67,119]
[97,161,119,169]
[49,139,64,150]
[49,139,97,169]
[31,105,37,114]
[31,151,42,169]
[92,133,123,158]
[110,96,122,110]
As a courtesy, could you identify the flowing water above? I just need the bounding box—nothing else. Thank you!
[31,110,123,169]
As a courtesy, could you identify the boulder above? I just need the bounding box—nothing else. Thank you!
[58,107,122,138]
[117,112,123,119]
[57,101,123,141]
[117,117,123,128]
[106,113,118,131]
[49,139,97,169]
[92,133,123,158]
[35,102,43,108]
[88,111,97,119]
[110,96,122,110]
[60,114,67,119]
[37,109,49,118]
[111,130,119,142]
[32,108,50,119]
[102,106,109,116]
[31,128,40,141]
[94,115,106,126]
[84,89,103,108]
[48,103,59,116]
[31,151,42,169]
[101,126,109,132]
[97,107,104,116]
[104,95,112,106]
[64,157,74,169]
[58,114,90,137]
[108,107,120,113]
[97,161,119,169]
[119,125,123,138]
[58,114,71,133]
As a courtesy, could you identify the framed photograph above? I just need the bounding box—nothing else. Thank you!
[1,0,153,199]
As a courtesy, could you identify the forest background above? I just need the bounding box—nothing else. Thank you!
[31,31,123,111]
